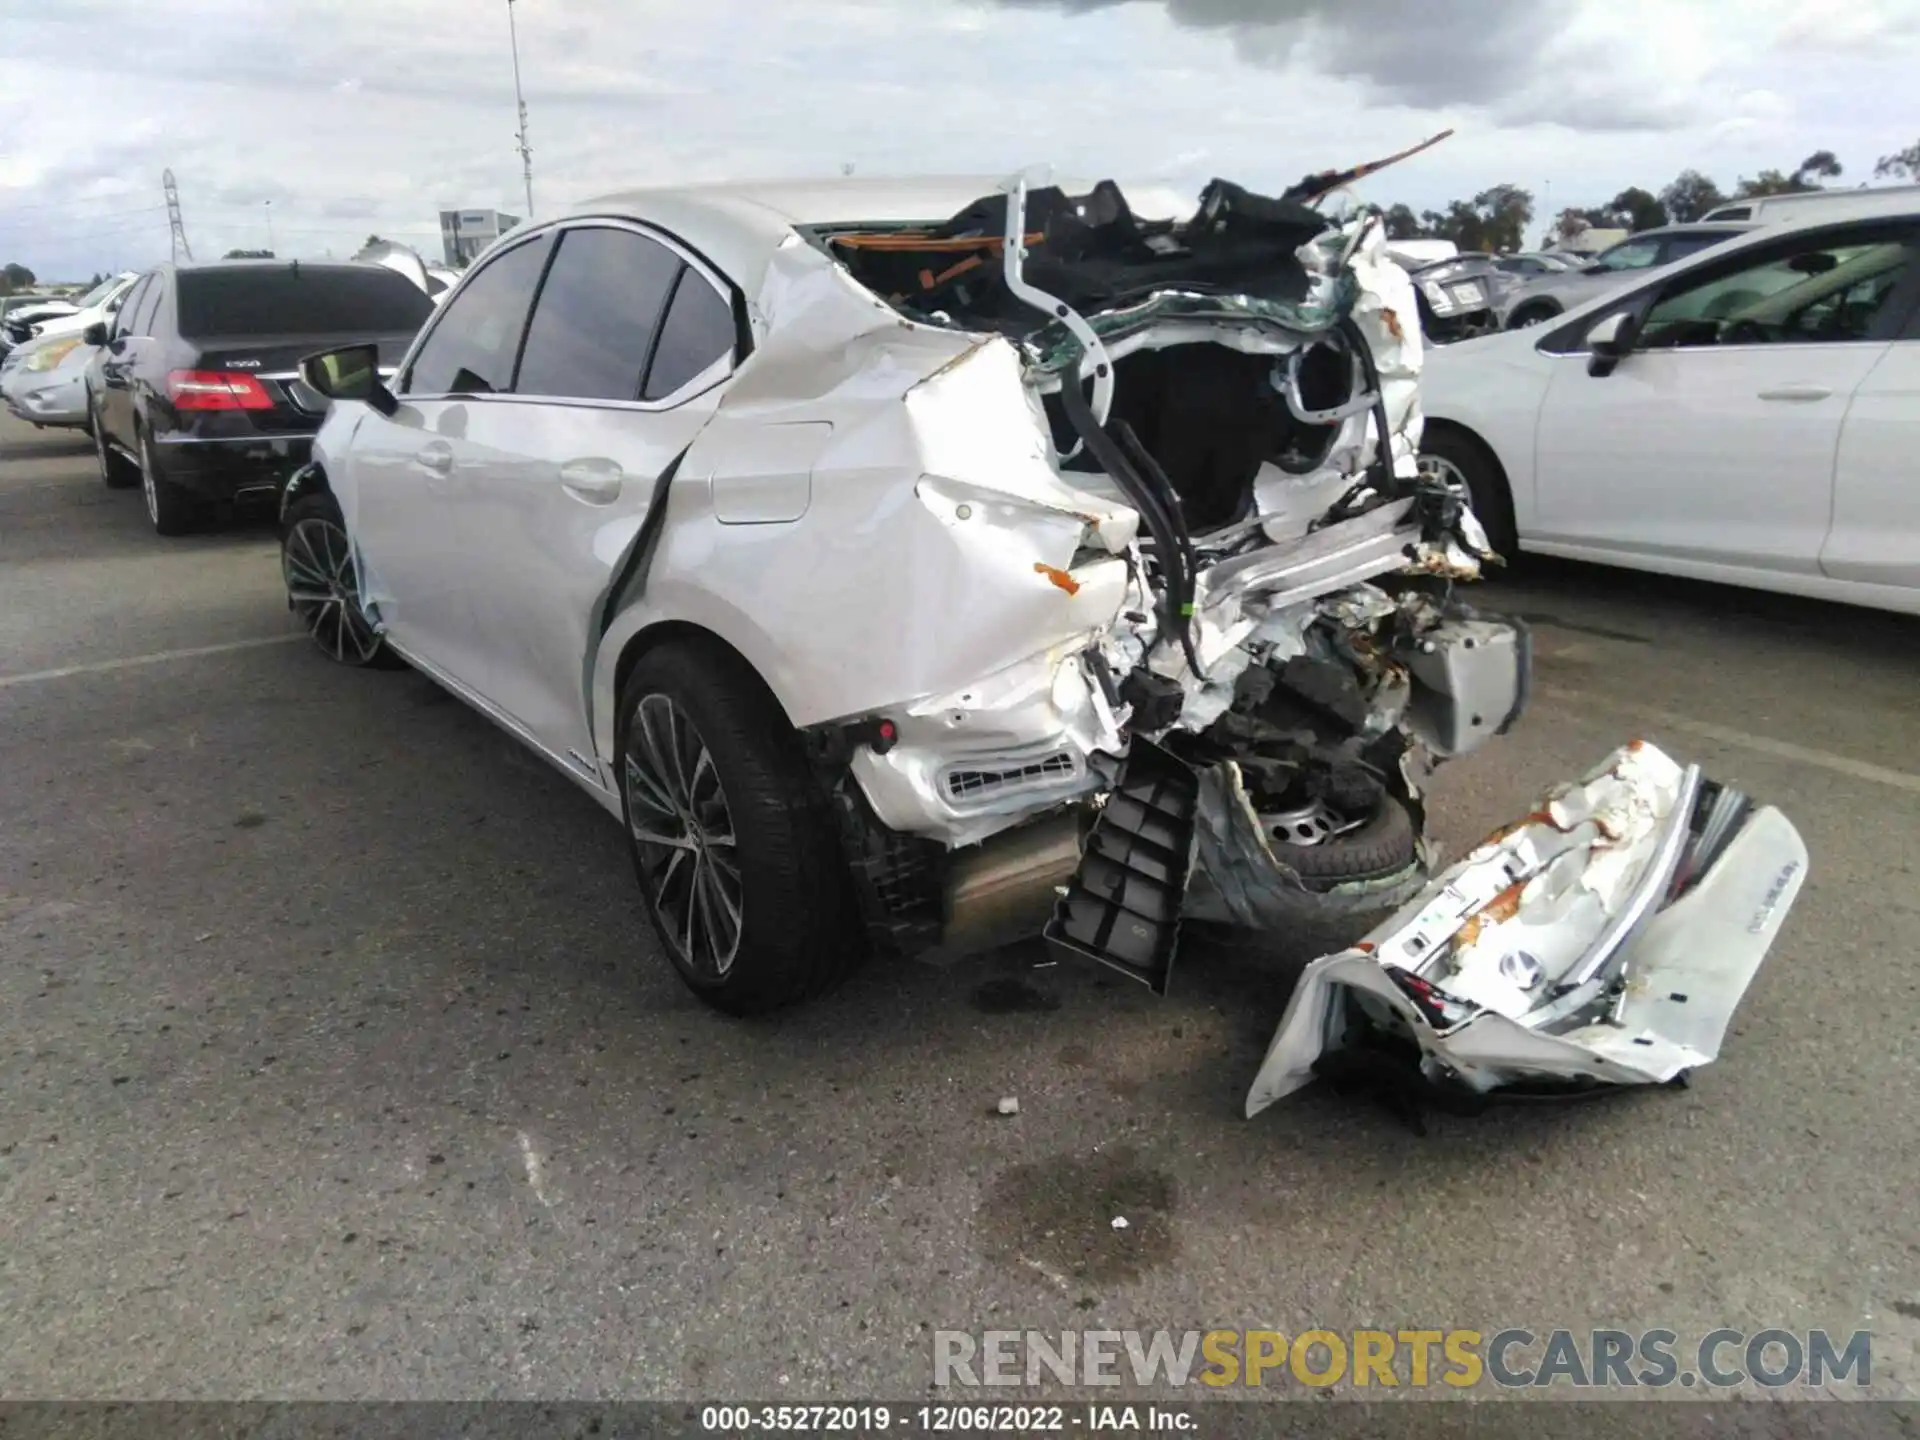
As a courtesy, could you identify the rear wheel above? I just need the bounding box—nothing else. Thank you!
[1506,301,1562,330]
[280,492,401,668]
[619,640,864,1015]
[138,430,200,535]
[1420,425,1518,559]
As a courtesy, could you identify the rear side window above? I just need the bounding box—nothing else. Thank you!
[112,276,153,339]
[130,274,165,336]
[644,272,734,399]
[515,227,682,402]
[177,266,433,339]
[1661,233,1740,265]
[403,238,551,396]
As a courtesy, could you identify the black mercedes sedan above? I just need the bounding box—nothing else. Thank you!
[85,260,434,535]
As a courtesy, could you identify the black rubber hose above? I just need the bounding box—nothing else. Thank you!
[1112,418,1204,678]
[1056,361,1202,677]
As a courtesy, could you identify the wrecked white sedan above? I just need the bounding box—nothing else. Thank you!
[281,167,1806,1111]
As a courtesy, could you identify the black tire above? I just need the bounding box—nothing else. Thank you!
[138,429,200,535]
[1272,792,1418,891]
[1506,300,1562,330]
[280,491,404,668]
[618,640,864,1015]
[1420,424,1518,559]
[92,401,136,489]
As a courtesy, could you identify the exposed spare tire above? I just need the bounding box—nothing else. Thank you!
[1259,774,1418,891]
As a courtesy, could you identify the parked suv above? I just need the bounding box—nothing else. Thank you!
[85,260,434,534]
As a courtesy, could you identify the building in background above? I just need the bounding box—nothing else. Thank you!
[438,209,521,268]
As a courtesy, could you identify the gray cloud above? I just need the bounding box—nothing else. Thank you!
[979,0,1695,129]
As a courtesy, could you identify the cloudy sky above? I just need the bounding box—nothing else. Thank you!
[3,0,1918,279]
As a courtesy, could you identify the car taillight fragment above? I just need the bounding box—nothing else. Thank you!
[166,370,275,410]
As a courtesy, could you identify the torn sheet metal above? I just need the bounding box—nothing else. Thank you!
[1246,742,1809,1114]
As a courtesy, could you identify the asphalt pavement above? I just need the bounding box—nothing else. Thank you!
[2,412,1917,1403]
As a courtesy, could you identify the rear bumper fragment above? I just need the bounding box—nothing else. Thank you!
[1246,741,1808,1114]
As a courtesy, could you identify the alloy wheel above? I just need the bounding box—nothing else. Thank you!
[1266,796,1370,847]
[139,438,159,525]
[623,694,743,980]
[1417,453,1469,493]
[282,515,383,664]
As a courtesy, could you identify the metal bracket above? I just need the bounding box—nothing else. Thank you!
[998,166,1115,459]
[1274,343,1378,426]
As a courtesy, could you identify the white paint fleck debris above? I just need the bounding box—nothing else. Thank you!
[517,1130,552,1207]
[1111,1216,1129,1230]
[1022,1256,1070,1290]
[995,1096,1020,1116]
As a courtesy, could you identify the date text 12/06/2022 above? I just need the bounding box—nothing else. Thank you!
[699,1406,1194,1433]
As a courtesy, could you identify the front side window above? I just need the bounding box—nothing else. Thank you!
[1589,238,1661,273]
[403,237,551,396]
[1638,230,1917,349]
[514,227,682,402]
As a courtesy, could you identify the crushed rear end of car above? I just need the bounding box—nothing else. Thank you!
[666,153,1808,1108]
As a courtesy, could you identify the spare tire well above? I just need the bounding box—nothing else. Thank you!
[1047,341,1355,535]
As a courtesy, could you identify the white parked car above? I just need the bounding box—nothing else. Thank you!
[280,174,1806,1113]
[0,332,96,428]
[1422,209,1920,616]
[0,272,135,347]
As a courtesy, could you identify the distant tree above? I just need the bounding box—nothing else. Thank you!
[1381,203,1423,240]
[3,262,35,292]
[1603,187,1669,232]
[1660,169,1726,222]
[1549,209,1595,246]
[88,272,107,287]
[224,248,275,259]
[363,234,388,249]
[1876,139,1920,180]
[1795,149,1843,185]
[1737,150,1845,200]
[1471,184,1534,252]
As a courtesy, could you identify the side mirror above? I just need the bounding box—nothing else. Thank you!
[300,343,398,416]
[1585,312,1631,377]
[82,322,109,347]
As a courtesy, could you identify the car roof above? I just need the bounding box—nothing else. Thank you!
[169,259,397,275]
[554,175,1196,292]
[1614,222,1757,241]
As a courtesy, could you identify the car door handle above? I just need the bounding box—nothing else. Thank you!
[414,443,455,476]
[1757,385,1832,402]
[559,457,624,504]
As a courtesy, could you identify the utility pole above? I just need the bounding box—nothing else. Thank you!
[164,170,194,261]
[507,0,535,219]
[265,200,275,254]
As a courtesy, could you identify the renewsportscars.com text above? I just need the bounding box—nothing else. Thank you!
[933,1328,1873,1391]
